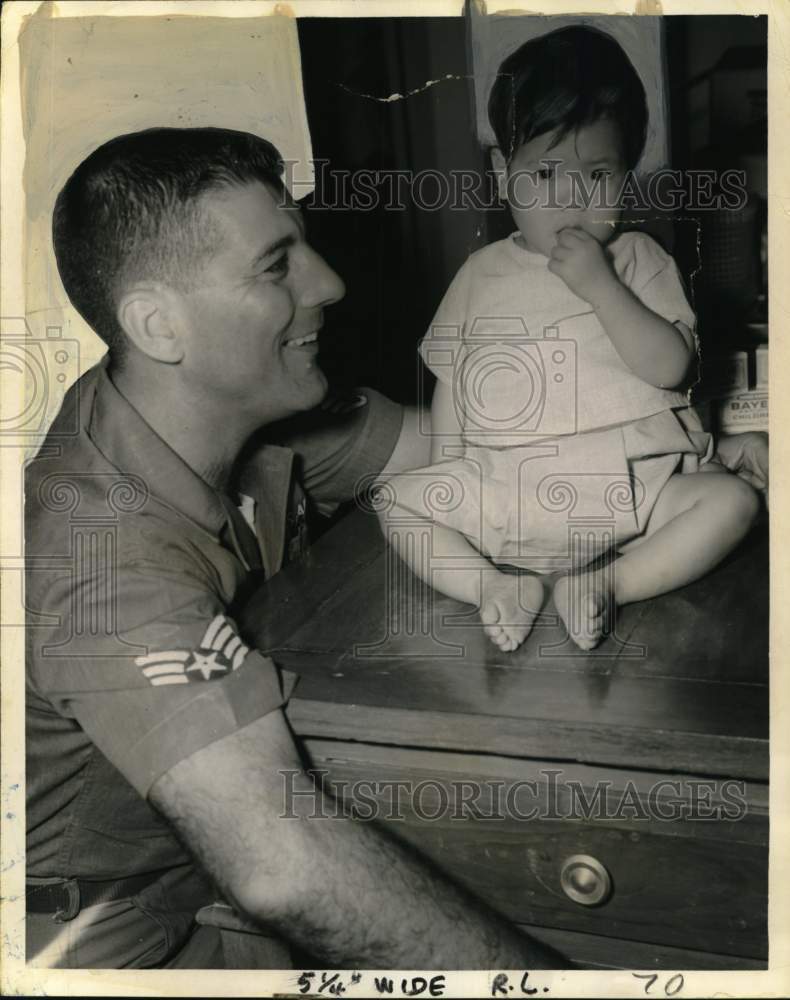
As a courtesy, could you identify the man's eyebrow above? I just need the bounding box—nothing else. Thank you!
[249,233,296,269]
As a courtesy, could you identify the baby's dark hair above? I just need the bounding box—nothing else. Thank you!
[53,127,285,365]
[488,25,648,169]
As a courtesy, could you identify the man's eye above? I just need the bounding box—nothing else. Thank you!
[536,166,554,180]
[265,254,289,276]
[591,169,612,182]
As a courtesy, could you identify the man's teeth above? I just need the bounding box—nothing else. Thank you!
[287,332,318,347]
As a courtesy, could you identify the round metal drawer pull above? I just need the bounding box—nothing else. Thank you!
[559,854,612,907]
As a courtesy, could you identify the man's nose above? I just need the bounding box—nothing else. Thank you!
[300,246,346,308]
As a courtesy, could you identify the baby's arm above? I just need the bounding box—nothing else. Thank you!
[549,228,694,389]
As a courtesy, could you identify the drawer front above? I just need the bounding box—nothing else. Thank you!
[303,740,768,961]
[517,924,767,971]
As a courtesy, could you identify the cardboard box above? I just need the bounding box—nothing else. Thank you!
[755,344,768,388]
[716,389,768,433]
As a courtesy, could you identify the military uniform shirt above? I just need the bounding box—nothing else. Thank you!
[25,361,402,882]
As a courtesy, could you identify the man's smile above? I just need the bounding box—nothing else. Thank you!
[284,329,320,350]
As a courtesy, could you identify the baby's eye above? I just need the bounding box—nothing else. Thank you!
[535,166,554,180]
[590,169,612,182]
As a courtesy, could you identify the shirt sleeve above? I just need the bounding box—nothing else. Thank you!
[418,257,474,387]
[619,232,696,332]
[27,530,296,798]
[267,387,404,510]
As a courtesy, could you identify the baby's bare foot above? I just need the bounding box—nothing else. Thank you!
[553,573,613,650]
[480,572,544,652]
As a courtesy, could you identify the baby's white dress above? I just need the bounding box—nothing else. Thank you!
[391,231,713,573]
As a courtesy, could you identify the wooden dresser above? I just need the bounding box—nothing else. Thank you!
[240,510,769,970]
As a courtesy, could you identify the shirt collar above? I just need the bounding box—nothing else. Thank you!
[236,440,295,575]
[84,361,297,574]
[87,362,230,537]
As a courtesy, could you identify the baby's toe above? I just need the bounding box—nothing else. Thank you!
[480,601,501,628]
[483,620,501,638]
[586,593,605,617]
[492,629,512,650]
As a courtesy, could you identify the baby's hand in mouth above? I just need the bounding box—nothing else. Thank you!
[548,227,616,304]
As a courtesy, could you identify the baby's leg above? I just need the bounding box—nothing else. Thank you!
[378,501,544,652]
[431,525,545,652]
[554,470,760,650]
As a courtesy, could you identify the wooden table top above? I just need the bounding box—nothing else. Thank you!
[240,510,769,781]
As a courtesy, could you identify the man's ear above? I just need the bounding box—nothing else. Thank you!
[117,286,184,364]
[490,148,508,202]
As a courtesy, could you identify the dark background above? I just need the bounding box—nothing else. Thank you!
[296,15,768,405]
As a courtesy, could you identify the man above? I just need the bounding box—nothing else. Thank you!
[24,127,566,970]
[25,126,769,971]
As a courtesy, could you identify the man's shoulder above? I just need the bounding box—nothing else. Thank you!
[26,361,183,545]
[25,416,202,577]
[25,451,210,578]
[26,370,111,541]
[25,361,103,479]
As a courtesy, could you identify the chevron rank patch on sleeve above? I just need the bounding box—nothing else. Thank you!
[135,615,251,686]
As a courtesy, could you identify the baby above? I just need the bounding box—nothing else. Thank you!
[380,26,760,652]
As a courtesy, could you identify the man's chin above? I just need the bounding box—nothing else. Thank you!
[253,370,328,430]
[288,369,330,416]
[307,369,330,409]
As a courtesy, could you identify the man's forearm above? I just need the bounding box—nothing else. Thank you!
[152,711,565,970]
[243,772,564,969]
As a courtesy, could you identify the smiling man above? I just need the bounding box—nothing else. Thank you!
[24,128,566,971]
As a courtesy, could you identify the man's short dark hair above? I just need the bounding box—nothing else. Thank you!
[53,127,285,364]
[488,25,648,169]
